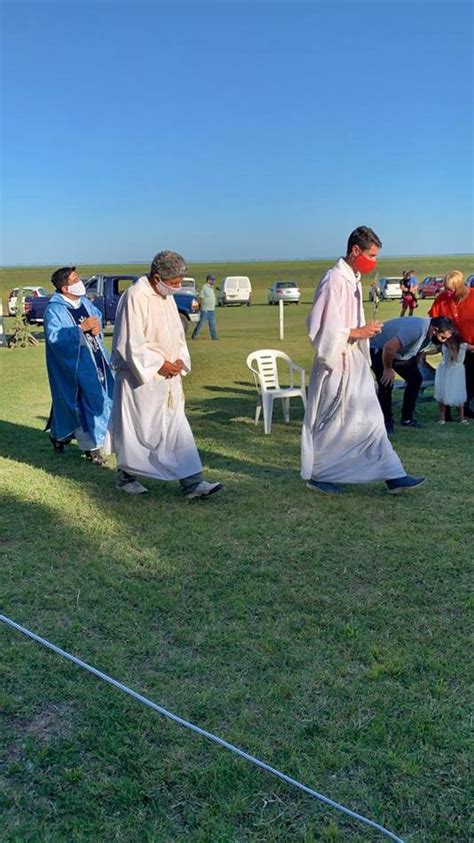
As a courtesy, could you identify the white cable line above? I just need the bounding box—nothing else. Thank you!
[1,614,405,842]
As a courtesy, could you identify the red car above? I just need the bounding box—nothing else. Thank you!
[418,276,445,299]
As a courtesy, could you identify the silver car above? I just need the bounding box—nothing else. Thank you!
[378,277,403,300]
[267,280,301,305]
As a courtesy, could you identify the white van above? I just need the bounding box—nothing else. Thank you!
[217,276,252,306]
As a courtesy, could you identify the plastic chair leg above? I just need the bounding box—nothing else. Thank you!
[281,397,290,423]
[255,401,262,425]
[262,393,274,434]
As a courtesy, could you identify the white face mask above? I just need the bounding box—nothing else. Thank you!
[67,280,86,297]
[157,279,181,296]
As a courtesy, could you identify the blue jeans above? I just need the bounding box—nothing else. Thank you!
[192,310,217,339]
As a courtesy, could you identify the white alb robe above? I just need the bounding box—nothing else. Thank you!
[301,259,404,483]
[104,276,202,480]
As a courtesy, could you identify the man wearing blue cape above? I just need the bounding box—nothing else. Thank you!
[44,266,114,465]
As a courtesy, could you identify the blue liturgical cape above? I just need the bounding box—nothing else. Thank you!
[44,293,114,446]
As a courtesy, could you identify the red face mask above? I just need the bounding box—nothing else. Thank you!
[354,254,377,274]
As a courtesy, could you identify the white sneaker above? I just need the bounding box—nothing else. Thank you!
[185,481,222,500]
[116,479,149,494]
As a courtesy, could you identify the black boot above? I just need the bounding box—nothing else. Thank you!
[49,435,72,453]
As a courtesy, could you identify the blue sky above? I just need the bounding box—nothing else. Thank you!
[1,0,473,264]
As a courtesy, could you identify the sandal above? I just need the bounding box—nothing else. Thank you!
[85,449,107,466]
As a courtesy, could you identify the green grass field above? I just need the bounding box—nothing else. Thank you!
[1,258,473,841]
[1,254,473,306]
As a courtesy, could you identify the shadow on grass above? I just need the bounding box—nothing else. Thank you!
[0,404,300,490]
[203,384,254,396]
[190,391,306,446]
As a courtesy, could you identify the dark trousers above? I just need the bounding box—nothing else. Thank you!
[465,350,474,416]
[370,349,423,424]
[179,472,202,494]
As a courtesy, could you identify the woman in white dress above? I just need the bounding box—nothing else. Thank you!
[434,335,474,424]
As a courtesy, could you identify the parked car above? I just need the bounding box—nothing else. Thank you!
[267,280,301,305]
[368,283,381,303]
[181,276,196,292]
[24,275,200,334]
[217,276,252,306]
[465,274,474,288]
[370,277,403,301]
[418,276,445,298]
[8,285,48,316]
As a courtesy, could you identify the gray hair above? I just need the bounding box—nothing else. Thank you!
[150,250,187,280]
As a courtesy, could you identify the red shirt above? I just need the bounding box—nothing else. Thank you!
[429,289,474,344]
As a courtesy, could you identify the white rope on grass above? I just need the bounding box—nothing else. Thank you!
[1,614,405,842]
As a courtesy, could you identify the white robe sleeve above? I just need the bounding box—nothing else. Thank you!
[115,290,166,384]
[307,274,351,369]
[179,342,191,376]
[170,300,191,376]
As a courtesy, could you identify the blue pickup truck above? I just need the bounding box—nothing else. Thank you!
[24,274,201,334]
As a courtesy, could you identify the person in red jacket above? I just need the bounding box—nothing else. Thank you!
[429,270,474,417]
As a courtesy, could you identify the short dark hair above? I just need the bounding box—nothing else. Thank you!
[347,226,382,254]
[51,266,76,291]
[430,316,456,334]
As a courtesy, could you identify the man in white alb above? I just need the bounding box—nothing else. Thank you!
[105,250,222,499]
[301,226,425,494]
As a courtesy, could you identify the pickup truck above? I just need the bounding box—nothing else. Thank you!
[24,274,200,334]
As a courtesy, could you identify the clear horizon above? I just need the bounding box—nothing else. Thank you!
[2,251,473,270]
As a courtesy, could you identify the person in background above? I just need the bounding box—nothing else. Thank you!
[301,225,425,495]
[370,315,456,432]
[407,269,418,294]
[400,271,418,317]
[44,267,114,465]
[433,330,474,424]
[429,270,474,418]
[192,274,219,340]
[105,250,223,498]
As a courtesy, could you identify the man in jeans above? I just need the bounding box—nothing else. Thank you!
[192,274,219,340]
[370,315,455,432]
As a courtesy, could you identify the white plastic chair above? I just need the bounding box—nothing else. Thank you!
[246,349,307,434]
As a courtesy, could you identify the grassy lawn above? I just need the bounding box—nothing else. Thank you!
[1,259,472,841]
